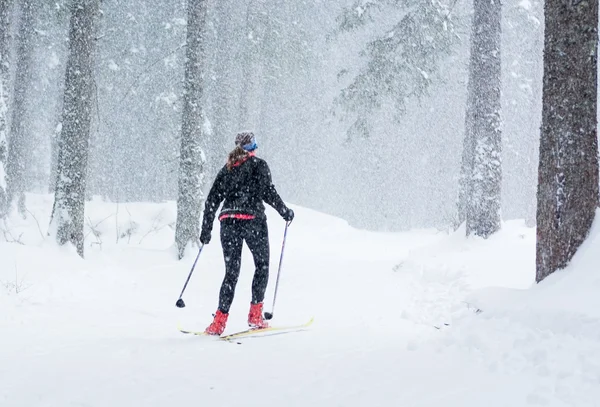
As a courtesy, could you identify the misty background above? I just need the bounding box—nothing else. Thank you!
[2,0,543,231]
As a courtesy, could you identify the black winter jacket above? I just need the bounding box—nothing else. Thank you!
[201,155,289,235]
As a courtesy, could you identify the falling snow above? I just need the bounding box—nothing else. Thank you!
[0,0,598,405]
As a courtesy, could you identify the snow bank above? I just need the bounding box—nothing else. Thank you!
[2,196,599,407]
[431,212,600,406]
[390,219,535,328]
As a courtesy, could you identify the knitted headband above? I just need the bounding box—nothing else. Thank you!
[235,132,257,152]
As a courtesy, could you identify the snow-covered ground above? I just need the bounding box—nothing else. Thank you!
[1,194,599,406]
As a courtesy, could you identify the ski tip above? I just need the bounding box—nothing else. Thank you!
[178,324,210,336]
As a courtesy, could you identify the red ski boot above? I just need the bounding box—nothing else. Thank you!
[204,310,228,335]
[248,302,269,329]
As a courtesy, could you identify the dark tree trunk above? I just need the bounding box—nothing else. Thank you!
[175,0,208,259]
[460,0,502,238]
[536,0,599,283]
[0,0,12,217]
[50,0,99,258]
[6,0,35,214]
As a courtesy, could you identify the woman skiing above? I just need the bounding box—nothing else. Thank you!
[199,132,294,335]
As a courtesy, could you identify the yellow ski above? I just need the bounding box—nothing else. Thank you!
[221,317,314,341]
[178,317,314,341]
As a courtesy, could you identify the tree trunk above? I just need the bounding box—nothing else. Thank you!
[461,0,502,238]
[0,0,12,217]
[6,0,35,215]
[536,0,598,283]
[175,0,208,259]
[50,0,99,258]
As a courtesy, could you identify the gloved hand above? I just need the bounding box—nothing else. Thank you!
[282,208,294,222]
[200,229,211,245]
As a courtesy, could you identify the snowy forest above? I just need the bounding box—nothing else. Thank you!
[0,0,547,227]
[2,0,600,406]
[1,0,597,276]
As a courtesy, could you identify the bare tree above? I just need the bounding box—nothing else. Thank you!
[0,0,12,217]
[536,0,598,283]
[175,0,208,259]
[50,0,100,258]
[458,0,502,238]
[6,0,36,215]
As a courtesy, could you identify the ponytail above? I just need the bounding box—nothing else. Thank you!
[227,146,248,170]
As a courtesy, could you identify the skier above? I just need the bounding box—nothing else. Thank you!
[199,132,294,335]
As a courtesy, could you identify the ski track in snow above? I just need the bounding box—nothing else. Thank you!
[1,195,599,407]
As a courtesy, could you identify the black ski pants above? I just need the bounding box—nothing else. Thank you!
[218,218,270,314]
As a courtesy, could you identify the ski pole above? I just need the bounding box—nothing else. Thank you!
[264,221,291,320]
[175,244,204,308]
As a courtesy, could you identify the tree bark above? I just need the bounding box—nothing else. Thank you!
[536,0,599,283]
[50,0,99,258]
[0,0,12,217]
[175,0,208,259]
[461,0,502,238]
[6,0,35,214]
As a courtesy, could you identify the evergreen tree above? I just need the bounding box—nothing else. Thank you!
[335,0,457,139]
[50,0,100,258]
[175,0,208,259]
[459,0,502,238]
[536,0,599,283]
